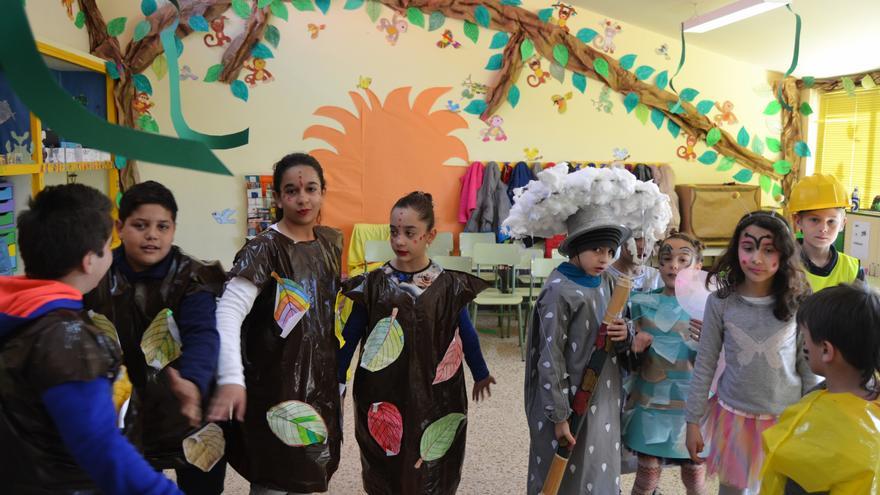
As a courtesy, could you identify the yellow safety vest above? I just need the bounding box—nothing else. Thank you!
[805,252,860,292]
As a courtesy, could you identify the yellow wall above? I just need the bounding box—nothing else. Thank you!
[19,1,786,267]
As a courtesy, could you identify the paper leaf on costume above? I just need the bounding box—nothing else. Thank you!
[407,7,425,28]
[474,5,490,27]
[650,108,664,129]
[266,400,328,446]
[759,174,772,193]
[549,62,564,83]
[802,76,815,88]
[772,183,784,199]
[74,11,86,29]
[231,80,249,102]
[183,423,225,472]
[520,38,534,60]
[490,32,509,49]
[344,0,364,9]
[553,44,569,68]
[763,100,782,115]
[634,65,655,81]
[368,402,403,456]
[716,156,736,172]
[733,169,754,183]
[501,0,522,5]
[88,311,120,344]
[433,329,463,384]
[271,272,311,338]
[251,42,274,59]
[667,119,681,139]
[737,127,750,147]
[133,20,152,42]
[674,267,715,320]
[696,100,714,115]
[537,8,553,22]
[799,102,813,116]
[105,61,120,80]
[773,159,792,175]
[140,309,181,370]
[507,84,520,108]
[842,76,856,96]
[751,136,765,155]
[204,64,224,83]
[485,53,503,71]
[679,88,699,102]
[634,103,649,125]
[315,0,330,14]
[862,75,877,89]
[107,17,127,37]
[572,72,586,93]
[766,137,781,153]
[232,0,251,18]
[189,15,209,32]
[618,54,636,70]
[698,151,718,165]
[415,413,466,468]
[463,99,486,115]
[292,0,316,11]
[655,70,668,90]
[593,58,609,78]
[265,25,281,48]
[365,0,382,22]
[133,74,153,95]
[623,92,639,113]
[794,141,811,157]
[576,28,598,43]
[360,308,404,371]
[141,0,157,16]
[463,21,479,43]
[270,0,290,20]
[428,11,446,31]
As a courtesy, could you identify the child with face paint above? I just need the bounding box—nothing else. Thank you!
[208,153,344,494]
[684,211,818,495]
[337,191,494,495]
[608,235,664,293]
[623,232,708,495]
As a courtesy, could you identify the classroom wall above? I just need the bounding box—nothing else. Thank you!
[21,1,787,269]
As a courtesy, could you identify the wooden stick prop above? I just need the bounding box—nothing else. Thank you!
[540,275,632,495]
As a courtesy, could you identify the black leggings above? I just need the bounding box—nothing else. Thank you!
[175,458,227,494]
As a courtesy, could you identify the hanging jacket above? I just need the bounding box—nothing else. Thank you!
[464,161,511,235]
[507,161,535,204]
[458,162,485,224]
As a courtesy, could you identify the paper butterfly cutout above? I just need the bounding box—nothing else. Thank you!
[726,322,795,369]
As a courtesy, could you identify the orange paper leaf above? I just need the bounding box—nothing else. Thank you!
[432,328,463,385]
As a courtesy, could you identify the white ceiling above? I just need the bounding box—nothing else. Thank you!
[574,0,880,78]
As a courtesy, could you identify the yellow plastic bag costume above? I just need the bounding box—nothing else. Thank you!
[761,390,880,494]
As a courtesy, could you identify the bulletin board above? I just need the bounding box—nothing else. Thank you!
[245,174,275,238]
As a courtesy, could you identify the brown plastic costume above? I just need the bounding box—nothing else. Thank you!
[224,226,343,493]
[84,246,226,468]
[342,267,488,495]
[0,311,120,493]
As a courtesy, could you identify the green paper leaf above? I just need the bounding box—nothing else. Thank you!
[650,108,664,129]
[794,141,811,157]
[698,151,718,165]
[634,65,655,81]
[553,44,569,68]
[500,0,522,5]
[463,99,486,115]
[766,137,781,153]
[706,127,721,147]
[265,25,281,48]
[655,70,668,91]
[188,15,209,32]
[759,175,772,193]
[428,11,445,31]
[291,0,315,11]
[696,99,714,115]
[251,42,273,59]
[74,11,86,29]
[463,21,479,44]
[107,17,127,37]
[133,20,151,42]
[593,58,609,78]
[105,61,120,80]
[231,80,249,102]
[668,101,684,114]
[140,309,181,370]
[417,413,466,466]
[623,92,639,113]
[113,156,127,171]
[619,54,636,70]
[270,0,289,19]
[151,55,167,80]
[842,76,856,96]
[232,0,251,18]
[485,53,503,71]
[489,32,509,49]
[520,39,534,60]
[266,400,328,446]
[344,0,363,9]
[635,103,649,125]
[751,136,765,155]
[773,183,784,199]
[549,62,564,83]
[572,72,586,93]
[132,74,152,95]
[408,7,425,28]
[204,64,224,83]
[733,169,754,183]
[773,160,792,175]
[175,36,184,56]
[763,100,782,115]
[799,102,813,116]
[667,119,680,138]
[474,5,490,27]
[315,0,330,14]
[802,76,815,88]
[716,156,736,172]
[537,8,553,22]
[258,0,274,7]
[361,312,405,371]
[679,88,699,102]
[737,127,750,147]
[365,0,381,22]
[862,75,877,89]
[507,84,520,108]
[141,0,157,16]
[576,28,597,43]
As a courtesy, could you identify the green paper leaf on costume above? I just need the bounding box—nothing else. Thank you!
[232,0,251,18]
[507,84,520,108]
[679,88,699,102]
[576,28,597,43]
[696,100,714,115]
[361,308,405,372]
[141,309,181,370]
[619,54,636,70]
[537,8,553,22]
[251,42,273,59]
[188,15,209,32]
[799,102,813,116]
[549,62,564,83]
[315,0,330,14]
[572,72,586,93]
[344,0,363,9]
[773,183,784,199]
[635,103,649,125]
[759,174,772,193]
[862,75,877,89]
[593,58,609,78]
[733,169,754,183]
[773,160,792,175]
[182,423,225,473]
[88,311,120,344]
[463,99,487,115]
[501,0,522,5]
[428,11,446,31]
[634,65,655,81]
[763,100,782,115]
[74,11,86,29]
[204,64,224,83]
[132,74,152,95]
[553,44,569,68]
[141,0,157,16]
[407,7,425,27]
[265,25,281,48]
[133,20,151,42]
[667,119,680,138]
[258,0,274,7]
[751,136,765,155]
[365,0,381,22]
[650,108,664,129]
[490,32,509,49]
[463,21,479,43]
[485,54,503,71]
[231,80,249,102]
[415,413,466,468]
[766,137,781,153]
[623,92,639,113]
[737,127,750,147]
[716,156,736,172]
[270,0,289,20]
[706,127,721,147]
[842,76,856,96]
[655,70,668,90]
[292,0,315,11]
[520,38,534,60]
[802,76,815,88]
[794,141,811,157]
[266,400,328,446]
[474,5,490,27]
[105,61,120,80]
[107,17,127,37]
[698,151,718,165]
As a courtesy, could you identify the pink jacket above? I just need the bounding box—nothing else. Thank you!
[458,162,485,223]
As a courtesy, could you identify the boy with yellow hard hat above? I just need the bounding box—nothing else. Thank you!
[789,174,864,291]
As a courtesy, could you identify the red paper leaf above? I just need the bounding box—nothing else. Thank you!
[368,402,403,456]
[432,329,463,385]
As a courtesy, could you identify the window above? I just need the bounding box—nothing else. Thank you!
[815,87,880,206]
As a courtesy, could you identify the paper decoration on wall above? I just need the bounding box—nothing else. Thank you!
[841,76,856,97]
[713,101,738,126]
[377,13,408,45]
[611,147,630,165]
[524,147,543,161]
[862,75,877,90]
[526,58,550,87]
[358,76,373,90]
[593,19,622,54]
[0,101,14,125]
[204,16,233,47]
[243,58,274,87]
[433,329,464,384]
[211,208,236,224]
[461,75,488,99]
[271,272,312,339]
[592,86,613,113]
[4,131,33,164]
[656,43,671,60]
[140,309,181,370]
[446,100,461,112]
[414,412,466,468]
[480,115,508,142]
[437,29,462,48]
[183,423,225,472]
[361,307,404,371]
[308,23,326,39]
[179,65,198,81]
[549,62,565,83]
[551,92,572,113]
[551,2,577,33]
[507,84,520,108]
[676,135,697,161]
[368,402,403,456]
[266,400,328,446]
[60,0,76,19]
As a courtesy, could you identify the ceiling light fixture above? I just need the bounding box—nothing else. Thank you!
[683,0,788,33]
